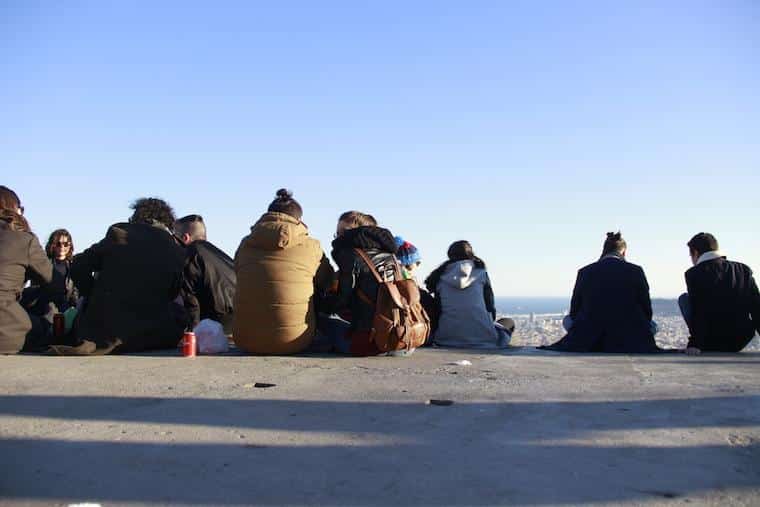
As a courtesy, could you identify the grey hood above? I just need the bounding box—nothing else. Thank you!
[440,260,487,290]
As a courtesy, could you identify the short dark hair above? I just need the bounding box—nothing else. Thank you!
[687,232,719,256]
[0,186,21,213]
[602,231,626,255]
[175,214,207,242]
[268,189,303,221]
[129,197,176,229]
[46,229,74,261]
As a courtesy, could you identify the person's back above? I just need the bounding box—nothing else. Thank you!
[233,190,332,355]
[0,211,53,354]
[681,233,760,353]
[174,215,236,334]
[434,260,499,348]
[72,199,186,353]
[185,240,235,330]
[543,232,658,353]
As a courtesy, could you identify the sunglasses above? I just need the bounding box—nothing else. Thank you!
[55,241,71,247]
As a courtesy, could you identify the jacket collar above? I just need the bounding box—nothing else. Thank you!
[599,252,625,262]
[696,250,726,265]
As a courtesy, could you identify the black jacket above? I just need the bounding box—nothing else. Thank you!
[685,257,760,352]
[71,222,187,353]
[545,255,659,353]
[0,227,53,353]
[180,240,236,333]
[323,226,399,333]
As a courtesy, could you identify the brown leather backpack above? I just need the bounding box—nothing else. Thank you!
[354,248,431,352]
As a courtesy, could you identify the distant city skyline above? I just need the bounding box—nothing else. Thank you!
[2,2,758,297]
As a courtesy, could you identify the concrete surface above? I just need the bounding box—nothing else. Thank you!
[0,347,759,506]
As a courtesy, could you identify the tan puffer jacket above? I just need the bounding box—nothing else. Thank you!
[233,212,333,354]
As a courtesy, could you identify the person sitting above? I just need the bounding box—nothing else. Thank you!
[174,214,236,334]
[396,236,438,342]
[70,198,187,354]
[43,229,79,312]
[679,232,760,354]
[0,193,53,354]
[233,189,334,355]
[322,211,413,356]
[541,232,660,353]
[425,240,513,349]
[21,228,80,343]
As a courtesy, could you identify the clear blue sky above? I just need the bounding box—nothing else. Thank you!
[2,1,758,297]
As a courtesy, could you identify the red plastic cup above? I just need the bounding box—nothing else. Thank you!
[181,331,197,357]
[53,313,65,338]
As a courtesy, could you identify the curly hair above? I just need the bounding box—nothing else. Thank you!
[129,197,176,229]
[45,228,74,261]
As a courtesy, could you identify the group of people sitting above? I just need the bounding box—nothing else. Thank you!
[1,185,758,357]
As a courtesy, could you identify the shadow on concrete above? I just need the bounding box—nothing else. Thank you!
[1,395,759,505]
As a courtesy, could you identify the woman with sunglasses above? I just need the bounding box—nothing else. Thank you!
[43,229,79,312]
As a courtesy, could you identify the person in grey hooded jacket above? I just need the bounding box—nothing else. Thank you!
[425,241,514,348]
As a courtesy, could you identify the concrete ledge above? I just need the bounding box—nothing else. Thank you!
[1,348,758,506]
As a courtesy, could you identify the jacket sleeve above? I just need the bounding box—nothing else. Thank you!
[638,267,653,322]
[321,249,355,315]
[483,273,496,321]
[181,250,203,328]
[685,270,708,349]
[747,269,760,335]
[26,235,53,286]
[568,270,583,319]
[71,229,111,298]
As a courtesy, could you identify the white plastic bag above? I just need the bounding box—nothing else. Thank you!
[193,319,229,354]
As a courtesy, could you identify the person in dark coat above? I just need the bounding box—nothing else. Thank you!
[43,229,79,312]
[541,232,660,353]
[321,211,405,356]
[0,208,53,354]
[679,232,760,354]
[70,198,187,354]
[174,214,236,334]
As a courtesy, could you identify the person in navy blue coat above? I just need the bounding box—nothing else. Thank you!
[679,232,760,354]
[541,232,660,353]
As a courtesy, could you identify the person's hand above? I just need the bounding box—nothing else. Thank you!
[684,347,701,356]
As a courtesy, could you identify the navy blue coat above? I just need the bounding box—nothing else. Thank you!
[545,256,659,353]
[685,258,760,352]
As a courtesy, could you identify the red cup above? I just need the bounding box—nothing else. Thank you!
[53,313,65,338]
[181,331,197,357]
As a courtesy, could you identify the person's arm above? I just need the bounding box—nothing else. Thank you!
[568,270,583,319]
[638,267,653,322]
[314,253,336,295]
[483,273,496,321]
[26,235,53,286]
[70,228,111,298]
[321,250,355,315]
[684,271,707,351]
[181,250,203,328]
[747,269,760,336]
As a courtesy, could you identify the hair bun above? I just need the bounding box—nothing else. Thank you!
[275,188,293,201]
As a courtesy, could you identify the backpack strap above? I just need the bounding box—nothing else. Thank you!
[353,248,384,284]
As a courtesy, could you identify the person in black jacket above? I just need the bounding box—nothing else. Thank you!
[70,198,187,354]
[541,232,660,353]
[174,214,236,334]
[320,210,406,356]
[679,232,760,354]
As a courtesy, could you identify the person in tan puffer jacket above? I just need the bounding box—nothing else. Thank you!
[233,189,334,354]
